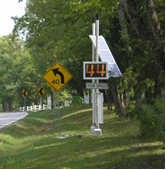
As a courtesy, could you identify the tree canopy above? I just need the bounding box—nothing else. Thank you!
[0,35,39,111]
[0,0,164,114]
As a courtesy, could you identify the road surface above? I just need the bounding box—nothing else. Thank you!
[0,112,28,129]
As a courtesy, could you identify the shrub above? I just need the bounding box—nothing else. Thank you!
[138,97,165,143]
[72,96,82,105]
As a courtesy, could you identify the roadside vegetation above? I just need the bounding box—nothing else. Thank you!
[0,104,164,169]
[0,0,164,168]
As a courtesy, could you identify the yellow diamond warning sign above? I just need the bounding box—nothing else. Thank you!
[43,62,73,91]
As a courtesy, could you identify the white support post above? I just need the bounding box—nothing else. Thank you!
[98,93,104,123]
[24,97,26,111]
[91,17,96,134]
[94,14,102,136]
[47,96,51,109]
[40,96,42,110]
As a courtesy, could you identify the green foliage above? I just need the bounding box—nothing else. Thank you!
[0,35,39,110]
[1,0,164,110]
[11,0,164,98]
[12,0,121,95]
[59,89,72,105]
[72,96,82,105]
[138,98,165,142]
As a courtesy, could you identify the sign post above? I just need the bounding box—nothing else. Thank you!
[43,62,73,138]
[58,92,60,137]
[38,88,44,110]
[53,88,55,129]
[94,14,102,136]
[22,90,28,111]
[91,17,96,134]
[47,96,51,109]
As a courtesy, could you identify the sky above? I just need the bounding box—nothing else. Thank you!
[0,0,26,36]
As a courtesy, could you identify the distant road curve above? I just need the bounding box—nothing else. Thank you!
[0,112,28,130]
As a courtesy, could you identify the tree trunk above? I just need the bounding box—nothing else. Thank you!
[145,0,162,38]
[106,88,113,110]
[120,93,125,108]
[89,89,91,104]
[110,80,124,117]
[134,85,142,109]
[2,102,6,112]
[118,1,132,52]
[102,90,107,103]
[145,0,164,79]
[123,92,128,107]
[121,0,153,40]
[6,98,12,112]
[106,89,110,110]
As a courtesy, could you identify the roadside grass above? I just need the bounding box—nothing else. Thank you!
[0,104,165,169]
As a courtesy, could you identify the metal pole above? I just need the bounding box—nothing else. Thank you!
[93,14,102,136]
[53,88,55,128]
[40,96,42,110]
[92,17,96,126]
[95,14,100,129]
[24,97,26,111]
[58,92,60,137]
[96,14,99,63]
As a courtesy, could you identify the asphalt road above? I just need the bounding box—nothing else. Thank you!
[0,112,28,129]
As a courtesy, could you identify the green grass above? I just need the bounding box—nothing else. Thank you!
[0,104,165,169]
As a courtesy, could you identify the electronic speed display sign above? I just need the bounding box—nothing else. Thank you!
[83,62,108,80]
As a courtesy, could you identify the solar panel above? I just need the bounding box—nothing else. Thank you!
[89,35,122,77]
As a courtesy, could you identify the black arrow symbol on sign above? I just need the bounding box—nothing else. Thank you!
[23,90,27,97]
[39,88,44,96]
[52,68,64,84]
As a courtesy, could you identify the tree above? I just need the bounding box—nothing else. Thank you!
[118,0,164,108]
[12,0,164,117]
[12,0,121,96]
[0,35,38,111]
[120,0,164,79]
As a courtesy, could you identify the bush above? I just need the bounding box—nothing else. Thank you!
[72,96,82,105]
[138,98,165,143]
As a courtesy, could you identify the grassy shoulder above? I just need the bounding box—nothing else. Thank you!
[0,104,165,169]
